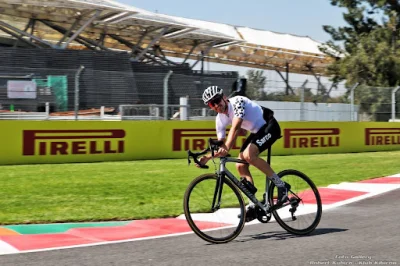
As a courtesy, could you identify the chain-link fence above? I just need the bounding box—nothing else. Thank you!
[2,70,399,122]
[352,85,400,122]
[1,47,399,122]
[255,82,400,122]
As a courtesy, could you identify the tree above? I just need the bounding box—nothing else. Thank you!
[245,69,267,100]
[322,0,400,121]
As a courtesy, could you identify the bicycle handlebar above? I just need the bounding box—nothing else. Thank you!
[187,138,224,169]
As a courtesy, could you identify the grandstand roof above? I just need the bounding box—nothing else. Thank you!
[0,0,334,74]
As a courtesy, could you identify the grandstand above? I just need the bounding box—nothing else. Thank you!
[0,0,332,72]
[0,0,336,117]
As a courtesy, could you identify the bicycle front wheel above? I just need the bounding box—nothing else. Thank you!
[183,174,246,244]
[268,169,322,235]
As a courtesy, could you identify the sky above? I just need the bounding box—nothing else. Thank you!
[115,0,349,93]
[116,0,346,43]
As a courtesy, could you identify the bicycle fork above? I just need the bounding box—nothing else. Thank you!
[211,174,224,212]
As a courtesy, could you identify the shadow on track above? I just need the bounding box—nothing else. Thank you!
[235,228,348,242]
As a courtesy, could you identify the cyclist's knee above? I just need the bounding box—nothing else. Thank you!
[242,145,259,163]
[236,161,249,172]
[236,153,247,171]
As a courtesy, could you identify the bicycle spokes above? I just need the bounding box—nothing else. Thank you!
[183,174,246,244]
[269,169,322,235]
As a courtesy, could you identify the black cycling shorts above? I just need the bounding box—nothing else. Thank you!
[240,117,281,153]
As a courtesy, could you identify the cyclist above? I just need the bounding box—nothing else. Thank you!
[195,85,290,222]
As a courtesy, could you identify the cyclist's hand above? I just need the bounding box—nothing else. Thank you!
[216,145,229,157]
[195,156,210,168]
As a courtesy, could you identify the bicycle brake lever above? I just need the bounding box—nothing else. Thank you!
[187,151,191,166]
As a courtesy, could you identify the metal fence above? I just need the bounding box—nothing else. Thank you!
[1,75,400,122]
[0,46,399,121]
[256,82,400,122]
[352,84,400,122]
[0,67,238,120]
[2,46,399,122]
[117,81,400,122]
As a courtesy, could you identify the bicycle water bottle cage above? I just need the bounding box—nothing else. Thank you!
[240,177,258,194]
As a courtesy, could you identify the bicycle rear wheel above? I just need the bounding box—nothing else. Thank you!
[183,173,246,244]
[268,169,322,235]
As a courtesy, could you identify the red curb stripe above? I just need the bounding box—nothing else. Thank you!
[67,218,230,242]
[0,219,229,250]
[357,177,400,184]
[0,234,98,251]
[305,188,367,204]
[290,188,367,205]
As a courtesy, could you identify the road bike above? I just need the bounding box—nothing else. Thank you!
[183,138,322,244]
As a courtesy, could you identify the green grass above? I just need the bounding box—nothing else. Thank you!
[0,151,399,225]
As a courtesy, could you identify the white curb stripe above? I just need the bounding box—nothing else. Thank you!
[0,241,18,254]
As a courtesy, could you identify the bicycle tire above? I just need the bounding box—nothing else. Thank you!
[268,169,322,235]
[183,173,246,244]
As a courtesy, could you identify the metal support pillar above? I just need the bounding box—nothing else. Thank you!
[191,42,215,69]
[39,19,109,50]
[285,62,289,95]
[0,25,40,48]
[163,71,173,120]
[0,20,54,48]
[350,83,359,121]
[62,10,101,48]
[182,41,198,64]
[74,65,85,121]
[274,68,294,95]
[134,27,169,61]
[392,86,400,121]
[57,18,81,46]
[13,18,33,47]
[300,79,308,121]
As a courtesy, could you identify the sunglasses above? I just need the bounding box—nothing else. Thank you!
[207,95,223,108]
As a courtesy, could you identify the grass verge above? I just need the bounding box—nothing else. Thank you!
[0,151,399,225]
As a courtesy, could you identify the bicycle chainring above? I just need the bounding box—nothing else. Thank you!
[256,206,272,223]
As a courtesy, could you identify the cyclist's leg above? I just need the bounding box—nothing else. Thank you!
[236,133,254,184]
[243,121,290,203]
[236,133,259,222]
[242,119,286,188]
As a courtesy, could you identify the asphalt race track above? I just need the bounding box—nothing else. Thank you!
[0,189,398,266]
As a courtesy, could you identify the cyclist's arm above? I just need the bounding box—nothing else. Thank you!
[222,96,246,152]
[224,117,243,151]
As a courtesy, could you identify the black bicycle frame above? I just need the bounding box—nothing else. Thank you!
[211,156,270,213]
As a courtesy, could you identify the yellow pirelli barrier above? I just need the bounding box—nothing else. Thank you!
[0,121,399,165]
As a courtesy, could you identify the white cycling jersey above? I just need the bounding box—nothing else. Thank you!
[216,96,266,139]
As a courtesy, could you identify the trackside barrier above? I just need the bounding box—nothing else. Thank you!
[0,121,399,165]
